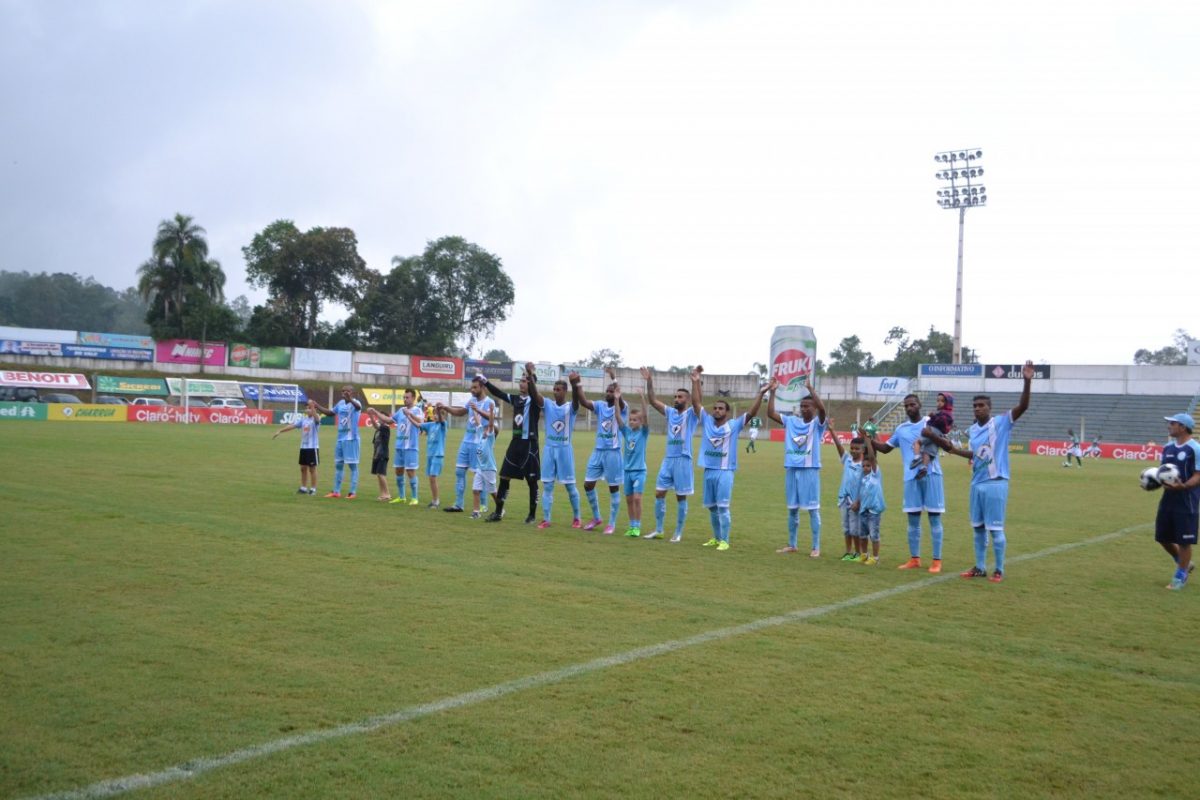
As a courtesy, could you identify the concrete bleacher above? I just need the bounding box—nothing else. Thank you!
[890,390,1193,444]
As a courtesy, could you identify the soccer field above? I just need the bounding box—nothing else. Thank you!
[2,423,1195,799]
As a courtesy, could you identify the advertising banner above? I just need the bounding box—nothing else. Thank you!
[361,387,424,405]
[127,405,204,424]
[514,362,560,384]
[241,384,307,403]
[560,365,605,379]
[465,359,512,381]
[292,347,353,373]
[1030,439,1164,462]
[46,404,127,422]
[0,340,65,356]
[770,325,817,408]
[985,364,1051,379]
[166,378,243,398]
[228,343,291,369]
[127,406,273,425]
[0,340,153,361]
[97,375,169,396]
[0,401,48,421]
[155,339,227,366]
[411,355,463,380]
[353,352,409,377]
[0,326,75,344]
[78,331,156,350]
[856,376,911,396]
[0,371,91,389]
[919,363,983,377]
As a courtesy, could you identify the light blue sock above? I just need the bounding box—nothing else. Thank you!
[675,498,689,536]
[542,484,554,522]
[930,514,944,560]
[566,484,581,518]
[409,476,418,500]
[334,462,344,493]
[608,490,621,528]
[709,508,721,539]
[586,487,600,519]
[455,467,468,507]
[973,526,988,571]
[993,529,1006,574]
[348,464,359,494]
[809,509,822,551]
[719,508,732,541]
[655,497,666,532]
[787,509,799,549]
[907,513,922,557]
[395,475,405,498]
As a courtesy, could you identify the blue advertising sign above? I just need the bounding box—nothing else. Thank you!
[241,384,308,403]
[77,331,156,350]
[465,359,513,381]
[918,363,984,377]
[0,340,153,361]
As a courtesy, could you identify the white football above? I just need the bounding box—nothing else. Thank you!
[1158,463,1183,487]
[1140,467,1162,491]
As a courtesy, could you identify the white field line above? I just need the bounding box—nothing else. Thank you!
[25,523,1149,800]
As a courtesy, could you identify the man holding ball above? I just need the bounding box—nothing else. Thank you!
[1156,413,1200,591]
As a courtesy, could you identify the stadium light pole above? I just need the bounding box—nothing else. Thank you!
[934,148,986,364]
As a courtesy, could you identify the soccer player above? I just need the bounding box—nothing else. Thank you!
[442,376,497,513]
[641,365,702,543]
[947,360,1034,583]
[828,418,865,561]
[481,362,542,523]
[1063,428,1083,468]
[767,378,827,558]
[422,404,449,508]
[472,413,499,519]
[1156,413,1199,591]
[534,373,582,528]
[865,393,946,573]
[746,417,760,453]
[616,384,650,537]
[575,367,629,534]
[272,399,321,495]
[313,385,362,499]
[1084,434,1102,459]
[856,435,886,565]
[697,375,772,550]
[389,389,425,506]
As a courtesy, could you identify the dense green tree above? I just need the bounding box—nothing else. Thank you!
[137,214,225,338]
[1134,329,1191,365]
[242,220,372,348]
[0,271,149,333]
[872,326,976,376]
[579,348,622,369]
[481,348,512,362]
[825,335,875,376]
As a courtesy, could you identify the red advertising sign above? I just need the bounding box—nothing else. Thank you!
[127,406,274,425]
[154,339,227,366]
[0,370,91,389]
[1030,439,1164,462]
[410,355,463,380]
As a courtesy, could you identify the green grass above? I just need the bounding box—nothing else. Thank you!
[1,422,1195,799]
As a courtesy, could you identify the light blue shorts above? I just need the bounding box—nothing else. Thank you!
[393,449,419,470]
[655,456,695,496]
[702,469,735,509]
[426,454,444,477]
[902,473,945,514]
[623,470,646,496]
[541,446,576,484]
[455,439,480,470]
[839,502,861,537]
[585,449,624,485]
[335,439,360,465]
[785,467,821,510]
[859,510,882,542]
[970,479,1009,531]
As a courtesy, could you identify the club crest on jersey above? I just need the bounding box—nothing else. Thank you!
[601,420,613,433]
[670,424,682,436]
[709,435,727,448]
[552,420,566,434]
[514,413,524,426]
[975,443,994,468]
[792,434,808,447]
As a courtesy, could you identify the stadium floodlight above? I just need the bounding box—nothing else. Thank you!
[934,147,987,364]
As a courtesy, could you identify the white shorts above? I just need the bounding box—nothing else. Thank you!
[473,469,497,494]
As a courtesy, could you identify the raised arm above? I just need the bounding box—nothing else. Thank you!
[828,416,845,459]
[641,366,666,416]
[524,362,541,406]
[690,365,703,417]
[766,383,784,425]
[869,429,894,454]
[366,406,396,427]
[482,375,512,405]
[272,423,299,439]
[569,371,594,412]
[1011,359,1034,422]
[744,378,772,422]
[805,378,827,423]
[606,367,626,412]
[311,400,334,417]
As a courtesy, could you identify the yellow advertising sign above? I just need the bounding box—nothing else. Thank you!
[361,388,422,406]
[46,404,128,422]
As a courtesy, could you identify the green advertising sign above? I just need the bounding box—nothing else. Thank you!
[0,402,48,421]
[228,343,291,369]
[97,375,169,396]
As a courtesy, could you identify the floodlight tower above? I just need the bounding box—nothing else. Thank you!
[934,148,986,364]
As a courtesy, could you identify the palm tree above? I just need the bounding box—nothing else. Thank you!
[137,214,225,337]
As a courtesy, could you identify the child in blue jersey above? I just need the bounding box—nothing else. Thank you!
[472,417,499,519]
[641,365,702,543]
[532,377,582,528]
[1155,413,1199,590]
[314,385,362,499]
[443,377,497,512]
[422,404,449,508]
[272,399,321,495]
[389,389,425,506]
[856,437,886,565]
[767,378,827,557]
[828,419,865,561]
[616,385,651,538]
[696,375,772,551]
[576,366,629,534]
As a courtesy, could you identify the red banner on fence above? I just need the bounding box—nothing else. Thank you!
[1030,439,1164,462]
[410,356,463,380]
[127,406,273,425]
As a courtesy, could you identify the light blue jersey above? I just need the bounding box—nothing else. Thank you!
[476,430,498,472]
[859,469,886,514]
[542,398,578,448]
[393,407,422,450]
[620,423,650,472]
[664,407,699,459]
[592,400,628,451]
[333,399,362,442]
[968,412,1014,484]
[464,396,496,444]
[888,417,942,482]
[837,452,862,504]
[299,415,320,450]
[783,415,826,468]
[420,420,447,457]
[699,411,746,471]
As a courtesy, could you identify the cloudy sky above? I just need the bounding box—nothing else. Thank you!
[2,0,1196,373]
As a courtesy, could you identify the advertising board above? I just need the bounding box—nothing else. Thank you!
[96,376,169,396]
[465,359,512,381]
[856,376,910,396]
[292,347,353,373]
[0,340,153,361]
[0,402,47,421]
[0,326,75,344]
[241,384,307,403]
[154,339,227,366]
[985,364,1051,379]
[0,371,91,389]
[127,406,273,425]
[919,363,984,377]
[411,356,463,380]
[166,378,244,398]
[513,362,560,384]
[46,404,127,422]
[77,332,156,350]
[228,343,291,369]
[1030,439,1164,462]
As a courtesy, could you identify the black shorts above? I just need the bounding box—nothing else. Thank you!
[370,455,389,476]
[1155,504,1199,546]
[500,437,541,480]
[299,448,319,467]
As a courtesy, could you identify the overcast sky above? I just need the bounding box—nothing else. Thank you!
[2,0,1196,373]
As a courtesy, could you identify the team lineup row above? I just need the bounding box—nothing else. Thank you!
[273,361,1200,589]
